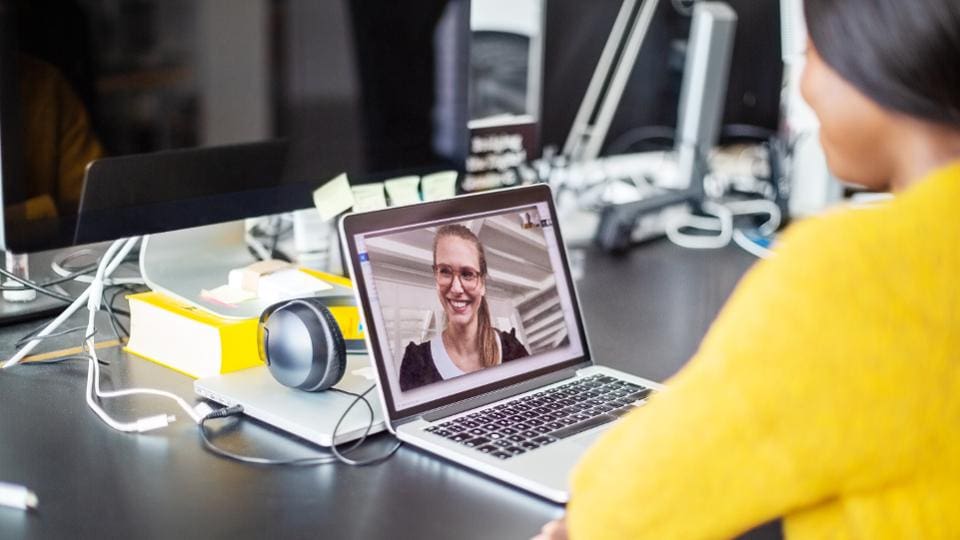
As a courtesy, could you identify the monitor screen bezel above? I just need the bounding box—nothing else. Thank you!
[340,183,593,422]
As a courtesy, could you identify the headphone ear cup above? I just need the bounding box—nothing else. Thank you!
[304,299,346,391]
[259,298,347,392]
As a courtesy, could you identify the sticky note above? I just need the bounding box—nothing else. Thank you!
[384,176,422,206]
[351,183,388,212]
[313,173,354,221]
[257,268,333,303]
[420,171,458,201]
[200,285,257,306]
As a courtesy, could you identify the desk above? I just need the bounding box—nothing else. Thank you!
[0,240,775,539]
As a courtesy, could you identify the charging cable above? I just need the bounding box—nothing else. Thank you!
[3,239,138,369]
[732,229,775,259]
[665,198,781,254]
[665,200,734,249]
[68,237,203,433]
[200,384,402,466]
[51,248,144,287]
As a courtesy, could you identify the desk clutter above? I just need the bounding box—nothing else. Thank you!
[1,181,670,506]
[127,269,365,381]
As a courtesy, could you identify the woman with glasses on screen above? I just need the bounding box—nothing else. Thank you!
[399,224,529,391]
[534,0,960,538]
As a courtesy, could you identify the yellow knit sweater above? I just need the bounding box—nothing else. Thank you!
[568,162,960,539]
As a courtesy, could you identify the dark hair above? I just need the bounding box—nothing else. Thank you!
[804,0,960,127]
[433,224,499,368]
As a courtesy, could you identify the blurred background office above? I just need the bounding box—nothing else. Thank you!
[1,0,843,324]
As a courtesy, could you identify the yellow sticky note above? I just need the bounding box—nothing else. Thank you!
[384,176,422,206]
[421,171,458,201]
[351,183,388,212]
[313,173,354,221]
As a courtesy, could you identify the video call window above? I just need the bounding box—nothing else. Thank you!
[363,207,568,392]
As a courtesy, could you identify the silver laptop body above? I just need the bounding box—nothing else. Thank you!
[340,184,661,503]
[194,355,386,447]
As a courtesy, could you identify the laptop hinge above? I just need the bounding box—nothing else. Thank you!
[422,368,579,423]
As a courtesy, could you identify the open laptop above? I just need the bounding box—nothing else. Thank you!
[194,355,386,447]
[340,183,662,502]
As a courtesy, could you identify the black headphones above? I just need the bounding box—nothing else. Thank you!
[257,297,347,392]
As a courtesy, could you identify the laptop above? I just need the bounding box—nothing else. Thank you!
[340,183,662,502]
[194,355,386,447]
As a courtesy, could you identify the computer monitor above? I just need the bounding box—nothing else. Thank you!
[0,0,470,319]
[541,0,782,155]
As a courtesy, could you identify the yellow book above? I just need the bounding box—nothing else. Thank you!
[125,291,262,379]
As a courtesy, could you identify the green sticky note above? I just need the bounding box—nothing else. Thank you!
[421,171,458,201]
[384,175,422,206]
[351,183,387,212]
[312,173,354,221]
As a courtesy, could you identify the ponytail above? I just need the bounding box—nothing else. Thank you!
[476,296,499,367]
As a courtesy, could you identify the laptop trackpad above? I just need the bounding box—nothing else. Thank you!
[514,427,606,473]
[568,429,605,449]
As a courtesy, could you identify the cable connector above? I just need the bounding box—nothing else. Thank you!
[135,414,176,433]
[204,405,244,421]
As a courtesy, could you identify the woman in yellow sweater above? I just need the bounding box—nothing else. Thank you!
[536,0,960,538]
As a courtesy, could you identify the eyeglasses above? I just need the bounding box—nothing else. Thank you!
[433,264,482,290]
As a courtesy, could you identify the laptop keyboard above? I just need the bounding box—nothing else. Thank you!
[424,374,652,460]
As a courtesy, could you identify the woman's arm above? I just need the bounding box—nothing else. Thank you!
[566,208,922,538]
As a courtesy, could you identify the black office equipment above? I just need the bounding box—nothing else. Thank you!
[541,0,782,156]
[0,0,471,320]
[1,0,470,253]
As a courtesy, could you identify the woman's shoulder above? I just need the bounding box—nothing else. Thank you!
[401,340,431,367]
[399,340,438,391]
[782,161,960,261]
[497,328,530,362]
[772,169,959,289]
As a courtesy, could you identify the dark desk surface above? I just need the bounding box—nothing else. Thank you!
[0,241,763,539]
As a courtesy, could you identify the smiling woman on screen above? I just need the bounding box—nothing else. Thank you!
[535,0,960,538]
[399,224,529,391]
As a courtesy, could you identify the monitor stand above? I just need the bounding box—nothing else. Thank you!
[0,294,68,325]
[140,220,353,320]
[141,220,262,320]
[0,251,71,325]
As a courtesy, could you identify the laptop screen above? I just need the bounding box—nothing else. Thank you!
[341,185,590,419]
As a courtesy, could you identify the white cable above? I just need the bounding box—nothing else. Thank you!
[724,199,782,236]
[3,240,137,369]
[733,229,775,259]
[86,344,202,427]
[93,383,204,424]
[5,237,196,431]
[665,200,733,249]
[79,237,205,430]
[245,233,273,261]
[51,248,145,285]
[679,213,724,231]
[666,198,782,251]
[85,357,176,433]
[81,239,172,433]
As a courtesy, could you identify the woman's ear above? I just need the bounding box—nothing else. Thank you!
[477,274,486,298]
